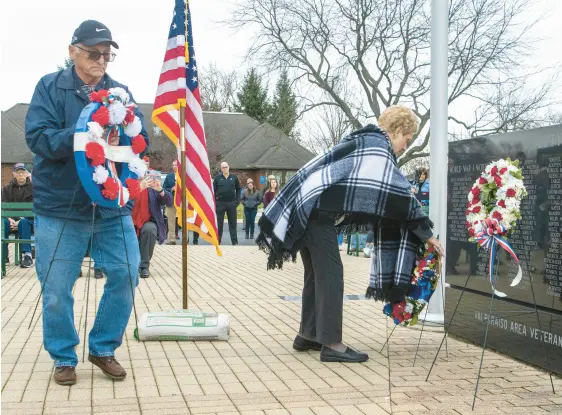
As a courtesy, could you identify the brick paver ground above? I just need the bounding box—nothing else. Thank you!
[2,245,561,414]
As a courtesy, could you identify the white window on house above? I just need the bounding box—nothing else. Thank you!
[266,170,298,187]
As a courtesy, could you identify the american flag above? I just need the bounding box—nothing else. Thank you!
[152,0,221,254]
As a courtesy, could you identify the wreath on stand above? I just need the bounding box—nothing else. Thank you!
[74,88,147,208]
[465,158,527,297]
[382,244,442,326]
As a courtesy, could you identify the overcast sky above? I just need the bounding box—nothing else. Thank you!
[0,0,255,111]
[1,0,561,114]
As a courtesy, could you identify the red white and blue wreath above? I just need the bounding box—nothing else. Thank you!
[74,88,147,208]
[383,244,441,326]
[466,158,527,297]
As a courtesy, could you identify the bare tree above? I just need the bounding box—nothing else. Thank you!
[199,63,239,112]
[449,73,558,136]
[227,0,558,165]
[301,102,352,153]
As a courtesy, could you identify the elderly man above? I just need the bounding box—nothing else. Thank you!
[2,163,34,268]
[25,20,148,386]
[213,162,241,245]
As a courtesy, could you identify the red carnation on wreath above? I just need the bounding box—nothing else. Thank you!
[471,187,480,197]
[125,178,141,199]
[491,166,498,176]
[90,90,109,103]
[131,135,146,154]
[92,106,110,126]
[479,177,487,185]
[101,178,119,200]
[85,142,105,166]
[498,200,507,208]
[506,188,516,197]
[494,176,502,187]
[125,109,135,124]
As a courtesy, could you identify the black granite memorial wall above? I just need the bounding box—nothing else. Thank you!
[446,125,562,374]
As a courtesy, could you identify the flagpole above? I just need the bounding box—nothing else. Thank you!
[179,100,188,310]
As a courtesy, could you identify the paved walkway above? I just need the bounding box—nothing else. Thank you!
[1,246,560,414]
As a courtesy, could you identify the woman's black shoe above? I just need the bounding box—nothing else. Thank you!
[293,335,322,352]
[320,346,369,363]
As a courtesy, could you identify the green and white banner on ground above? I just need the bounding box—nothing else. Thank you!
[134,310,230,341]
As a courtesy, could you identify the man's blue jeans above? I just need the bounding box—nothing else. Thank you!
[35,214,140,367]
[3,217,34,258]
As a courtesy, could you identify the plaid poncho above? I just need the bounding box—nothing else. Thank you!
[256,125,433,303]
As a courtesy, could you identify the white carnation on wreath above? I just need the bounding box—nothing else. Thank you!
[125,116,142,137]
[129,157,147,177]
[471,210,487,222]
[109,101,127,125]
[87,121,104,141]
[503,211,518,226]
[109,87,130,104]
[92,165,109,184]
[496,159,509,170]
[507,164,519,173]
[505,198,520,210]
[122,187,130,205]
[405,303,414,314]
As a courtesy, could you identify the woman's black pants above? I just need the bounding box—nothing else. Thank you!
[299,217,344,345]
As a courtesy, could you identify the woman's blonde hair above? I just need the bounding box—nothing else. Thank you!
[267,178,279,194]
[378,105,419,137]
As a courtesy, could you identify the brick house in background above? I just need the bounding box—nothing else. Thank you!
[1,103,315,189]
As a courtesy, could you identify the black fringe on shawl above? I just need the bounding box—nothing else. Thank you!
[255,215,303,270]
[365,284,413,304]
[256,210,433,275]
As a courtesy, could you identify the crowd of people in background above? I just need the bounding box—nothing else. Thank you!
[152,160,282,247]
[3,156,429,268]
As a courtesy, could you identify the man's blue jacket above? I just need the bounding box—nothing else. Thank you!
[25,66,149,220]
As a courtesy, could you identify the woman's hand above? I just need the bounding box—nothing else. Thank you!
[140,177,152,191]
[427,236,445,257]
[149,178,163,193]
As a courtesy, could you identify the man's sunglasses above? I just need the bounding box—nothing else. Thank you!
[74,45,116,62]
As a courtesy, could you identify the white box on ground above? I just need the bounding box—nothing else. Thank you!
[135,310,230,341]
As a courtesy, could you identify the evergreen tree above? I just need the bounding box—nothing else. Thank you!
[234,68,270,123]
[269,70,298,137]
[57,57,73,71]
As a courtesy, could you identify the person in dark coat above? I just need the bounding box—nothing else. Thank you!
[240,179,262,239]
[213,162,241,245]
[25,19,149,386]
[163,160,179,244]
[2,163,34,268]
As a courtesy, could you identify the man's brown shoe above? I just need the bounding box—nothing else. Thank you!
[54,366,76,385]
[88,354,126,380]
